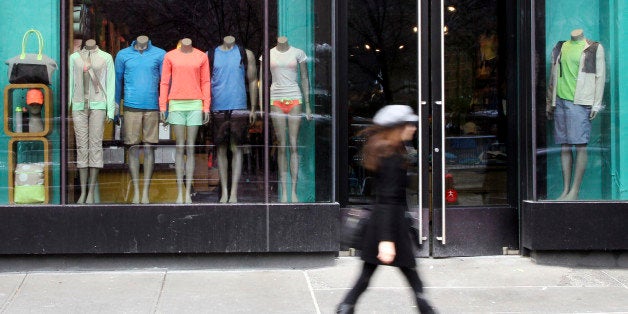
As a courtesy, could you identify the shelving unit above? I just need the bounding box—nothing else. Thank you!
[4,83,52,204]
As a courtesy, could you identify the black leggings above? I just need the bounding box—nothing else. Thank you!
[342,262,433,313]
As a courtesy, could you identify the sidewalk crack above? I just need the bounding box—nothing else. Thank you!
[601,270,628,289]
[151,270,168,314]
[1,273,28,314]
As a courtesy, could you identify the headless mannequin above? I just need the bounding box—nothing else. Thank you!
[77,39,110,204]
[215,36,259,203]
[160,38,210,204]
[550,29,596,200]
[269,36,312,202]
[127,35,155,204]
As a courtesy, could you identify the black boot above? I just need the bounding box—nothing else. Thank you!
[336,303,355,314]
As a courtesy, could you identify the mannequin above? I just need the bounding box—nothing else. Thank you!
[68,39,115,203]
[159,38,211,204]
[25,88,44,133]
[263,36,312,202]
[210,35,258,203]
[115,35,166,204]
[546,29,606,200]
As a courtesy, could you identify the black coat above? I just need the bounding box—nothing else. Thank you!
[361,153,416,268]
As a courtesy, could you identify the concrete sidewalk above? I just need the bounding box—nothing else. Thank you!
[0,256,626,313]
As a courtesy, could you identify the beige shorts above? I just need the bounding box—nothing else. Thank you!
[123,109,160,145]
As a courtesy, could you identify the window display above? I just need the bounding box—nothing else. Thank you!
[536,0,625,201]
[545,29,605,200]
[0,0,333,205]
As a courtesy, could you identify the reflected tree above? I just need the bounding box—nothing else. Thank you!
[348,0,417,110]
[90,0,265,53]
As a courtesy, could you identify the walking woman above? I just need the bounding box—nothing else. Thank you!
[337,105,434,314]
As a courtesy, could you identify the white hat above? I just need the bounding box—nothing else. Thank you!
[372,104,419,126]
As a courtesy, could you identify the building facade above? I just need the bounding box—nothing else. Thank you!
[0,0,626,258]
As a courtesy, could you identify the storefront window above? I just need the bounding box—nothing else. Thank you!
[535,0,624,201]
[0,0,333,205]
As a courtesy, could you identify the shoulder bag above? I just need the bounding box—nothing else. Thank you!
[5,29,58,85]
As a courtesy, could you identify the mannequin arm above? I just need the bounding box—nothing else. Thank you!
[203,112,210,125]
[258,62,264,119]
[246,49,259,124]
[299,61,312,120]
[589,109,598,120]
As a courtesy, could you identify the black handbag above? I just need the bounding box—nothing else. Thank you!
[5,29,58,85]
[406,211,422,248]
[340,207,371,250]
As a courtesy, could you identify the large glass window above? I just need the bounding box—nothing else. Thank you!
[1,0,333,205]
[535,0,624,201]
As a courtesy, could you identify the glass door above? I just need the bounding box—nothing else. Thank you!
[346,0,518,257]
[427,0,518,256]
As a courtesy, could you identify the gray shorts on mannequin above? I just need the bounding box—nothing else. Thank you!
[211,110,250,145]
[73,108,106,168]
[553,97,592,145]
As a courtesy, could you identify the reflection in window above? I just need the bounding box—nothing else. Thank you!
[443,0,508,206]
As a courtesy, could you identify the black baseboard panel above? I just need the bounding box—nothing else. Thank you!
[0,203,340,254]
[522,201,628,251]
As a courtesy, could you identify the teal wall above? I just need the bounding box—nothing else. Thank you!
[605,0,628,199]
[278,0,316,202]
[0,0,61,204]
[545,0,614,200]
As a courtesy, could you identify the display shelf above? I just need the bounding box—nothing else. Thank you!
[3,83,52,137]
[7,137,50,204]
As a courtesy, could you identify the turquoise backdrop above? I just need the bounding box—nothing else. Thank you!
[278,0,316,202]
[0,0,61,204]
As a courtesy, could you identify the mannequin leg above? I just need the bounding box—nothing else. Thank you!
[142,144,155,204]
[185,126,199,204]
[173,125,187,204]
[271,108,288,202]
[93,182,100,203]
[85,167,100,204]
[217,144,229,203]
[557,144,573,200]
[229,142,243,203]
[287,114,302,202]
[77,167,88,203]
[563,144,588,200]
[128,145,141,204]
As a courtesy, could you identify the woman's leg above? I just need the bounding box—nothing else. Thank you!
[341,262,377,305]
[399,266,434,313]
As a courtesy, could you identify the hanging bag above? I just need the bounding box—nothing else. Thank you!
[5,29,58,85]
[339,207,371,250]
